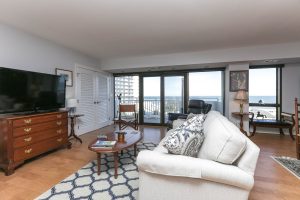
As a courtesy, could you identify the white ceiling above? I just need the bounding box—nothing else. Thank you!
[1,0,300,60]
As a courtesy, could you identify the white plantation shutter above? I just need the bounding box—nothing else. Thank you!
[99,75,108,122]
[75,67,111,135]
[76,70,96,135]
[95,73,109,126]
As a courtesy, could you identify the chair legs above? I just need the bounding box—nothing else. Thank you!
[118,120,139,130]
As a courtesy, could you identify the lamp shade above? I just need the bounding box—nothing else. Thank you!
[235,90,248,101]
[66,98,77,108]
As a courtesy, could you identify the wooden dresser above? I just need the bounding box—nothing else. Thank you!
[0,111,70,175]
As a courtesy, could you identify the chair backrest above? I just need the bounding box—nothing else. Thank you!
[187,100,212,114]
[119,104,136,113]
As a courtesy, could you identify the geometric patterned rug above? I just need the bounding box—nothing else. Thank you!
[35,142,157,200]
[272,156,300,179]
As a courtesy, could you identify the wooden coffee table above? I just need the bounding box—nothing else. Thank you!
[88,131,143,178]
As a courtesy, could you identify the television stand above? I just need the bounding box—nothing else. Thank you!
[12,109,60,116]
[0,110,70,175]
[12,111,36,116]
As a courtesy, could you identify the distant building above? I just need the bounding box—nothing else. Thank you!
[114,76,139,116]
[115,76,135,100]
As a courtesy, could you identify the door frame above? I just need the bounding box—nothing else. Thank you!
[75,64,113,134]
[139,72,186,126]
[114,67,226,126]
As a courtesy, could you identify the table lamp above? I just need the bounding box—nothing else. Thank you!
[235,90,248,113]
[66,98,77,115]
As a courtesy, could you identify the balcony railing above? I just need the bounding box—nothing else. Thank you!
[115,97,223,123]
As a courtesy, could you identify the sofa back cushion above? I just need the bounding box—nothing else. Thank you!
[198,111,247,164]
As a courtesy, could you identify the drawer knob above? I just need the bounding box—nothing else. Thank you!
[57,114,62,119]
[24,148,32,154]
[57,129,62,134]
[24,137,32,142]
[57,138,63,142]
[24,128,32,133]
[56,121,62,126]
[24,119,32,124]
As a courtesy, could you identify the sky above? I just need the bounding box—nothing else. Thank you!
[125,68,276,97]
[249,68,276,96]
[143,72,222,97]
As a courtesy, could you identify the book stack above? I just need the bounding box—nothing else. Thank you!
[97,134,108,140]
[91,140,117,149]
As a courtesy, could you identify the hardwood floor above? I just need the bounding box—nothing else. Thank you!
[0,125,299,200]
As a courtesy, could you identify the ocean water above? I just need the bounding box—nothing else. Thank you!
[249,96,276,104]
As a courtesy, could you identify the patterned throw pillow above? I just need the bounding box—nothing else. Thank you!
[163,114,206,157]
[186,113,197,120]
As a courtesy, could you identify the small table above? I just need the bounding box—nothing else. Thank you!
[88,131,143,178]
[68,114,84,143]
[232,112,249,136]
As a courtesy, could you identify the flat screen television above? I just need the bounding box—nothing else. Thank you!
[0,67,66,114]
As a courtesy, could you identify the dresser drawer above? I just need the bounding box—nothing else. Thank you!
[13,119,68,137]
[13,127,68,148]
[13,113,68,127]
[14,135,67,162]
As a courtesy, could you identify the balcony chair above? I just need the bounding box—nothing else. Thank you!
[167,100,212,129]
[118,104,138,130]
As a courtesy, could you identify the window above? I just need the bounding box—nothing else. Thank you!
[249,67,279,119]
[114,76,139,117]
[189,71,224,114]
[114,69,225,125]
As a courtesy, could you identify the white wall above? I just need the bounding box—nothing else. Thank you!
[101,44,300,136]
[282,64,300,113]
[101,42,300,71]
[0,24,100,98]
[225,63,249,135]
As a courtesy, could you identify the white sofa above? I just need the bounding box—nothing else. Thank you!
[137,111,260,200]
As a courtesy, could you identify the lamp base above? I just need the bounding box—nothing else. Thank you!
[68,107,76,116]
[239,103,244,113]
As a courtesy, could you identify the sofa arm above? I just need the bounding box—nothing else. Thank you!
[137,150,254,190]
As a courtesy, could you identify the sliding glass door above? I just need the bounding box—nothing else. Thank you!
[143,77,161,124]
[114,69,225,125]
[164,76,184,123]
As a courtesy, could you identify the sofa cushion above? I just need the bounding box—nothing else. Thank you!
[163,114,206,157]
[198,111,247,164]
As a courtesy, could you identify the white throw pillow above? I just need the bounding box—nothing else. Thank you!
[163,114,206,157]
[198,111,247,164]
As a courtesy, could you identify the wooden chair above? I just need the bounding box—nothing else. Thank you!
[295,98,300,159]
[118,104,138,130]
[249,111,295,140]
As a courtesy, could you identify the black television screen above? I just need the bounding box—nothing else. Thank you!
[0,67,66,114]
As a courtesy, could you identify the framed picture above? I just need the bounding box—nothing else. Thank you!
[230,70,249,92]
[55,68,73,87]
